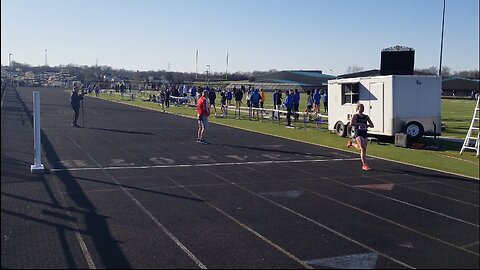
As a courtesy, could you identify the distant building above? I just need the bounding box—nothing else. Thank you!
[442,77,480,97]
[227,70,336,92]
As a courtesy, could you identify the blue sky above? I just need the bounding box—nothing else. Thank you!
[1,0,478,75]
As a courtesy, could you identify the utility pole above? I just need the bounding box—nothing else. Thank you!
[226,51,229,80]
[206,64,210,86]
[439,0,446,76]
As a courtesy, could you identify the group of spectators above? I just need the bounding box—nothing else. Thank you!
[137,84,330,124]
[272,88,328,126]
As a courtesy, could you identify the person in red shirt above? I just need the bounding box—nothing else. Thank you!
[196,90,210,144]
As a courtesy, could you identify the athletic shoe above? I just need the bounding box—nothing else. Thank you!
[346,139,353,148]
[196,139,201,143]
[362,164,372,171]
[199,139,209,145]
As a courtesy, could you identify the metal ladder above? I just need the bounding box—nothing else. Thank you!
[460,97,480,157]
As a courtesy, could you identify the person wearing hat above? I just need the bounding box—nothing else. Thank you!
[196,89,211,144]
[70,82,84,127]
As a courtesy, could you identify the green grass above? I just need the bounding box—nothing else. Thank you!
[91,91,479,179]
[441,99,477,139]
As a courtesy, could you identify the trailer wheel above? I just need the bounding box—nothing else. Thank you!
[335,121,347,137]
[346,124,355,138]
[405,121,424,141]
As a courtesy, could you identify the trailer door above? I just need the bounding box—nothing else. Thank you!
[368,82,384,133]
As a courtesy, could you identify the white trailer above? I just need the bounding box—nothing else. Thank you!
[328,75,442,140]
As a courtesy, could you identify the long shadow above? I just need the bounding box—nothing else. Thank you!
[12,86,132,268]
[395,168,477,182]
[69,176,204,202]
[215,143,334,158]
[87,127,155,135]
[1,192,111,218]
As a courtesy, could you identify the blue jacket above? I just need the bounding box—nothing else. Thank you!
[313,92,321,104]
[293,92,300,105]
[250,90,260,104]
[283,94,294,109]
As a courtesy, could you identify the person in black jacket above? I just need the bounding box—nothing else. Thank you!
[70,84,84,127]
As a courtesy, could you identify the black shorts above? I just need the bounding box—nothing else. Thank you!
[354,130,368,139]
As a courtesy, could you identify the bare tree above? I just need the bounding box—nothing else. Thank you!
[346,66,364,74]
[454,70,479,79]
[415,66,438,75]
[441,66,451,76]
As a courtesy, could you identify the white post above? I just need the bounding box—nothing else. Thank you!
[31,91,44,173]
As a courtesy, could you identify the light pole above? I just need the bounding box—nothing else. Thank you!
[439,0,446,76]
[45,49,48,66]
[206,64,210,86]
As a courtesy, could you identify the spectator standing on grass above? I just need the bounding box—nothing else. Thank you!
[305,90,313,121]
[293,89,300,120]
[159,90,166,110]
[246,87,252,108]
[273,90,279,118]
[313,89,321,115]
[190,86,197,105]
[277,90,283,117]
[165,88,171,107]
[234,86,243,108]
[347,103,374,171]
[220,89,227,117]
[196,90,211,144]
[226,89,233,106]
[260,88,266,112]
[322,90,328,112]
[470,90,476,100]
[250,88,261,120]
[283,90,294,126]
[120,83,126,97]
[94,84,100,96]
[209,87,217,116]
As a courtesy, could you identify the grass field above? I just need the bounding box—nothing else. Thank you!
[441,98,477,138]
[91,90,479,179]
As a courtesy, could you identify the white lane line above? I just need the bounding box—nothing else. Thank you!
[462,241,480,249]
[389,181,479,207]
[49,158,360,172]
[243,165,480,256]
[160,175,313,269]
[201,169,415,269]
[67,136,207,269]
[282,162,480,228]
[51,176,97,269]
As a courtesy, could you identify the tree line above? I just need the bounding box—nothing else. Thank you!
[5,62,479,84]
[346,65,479,79]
